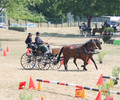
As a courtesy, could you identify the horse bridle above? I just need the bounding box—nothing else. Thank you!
[83,40,96,54]
[96,39,102,49]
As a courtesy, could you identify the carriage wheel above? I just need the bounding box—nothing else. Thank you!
[20,53,36,70]
[49,57,62,70]
[38,56,50,70]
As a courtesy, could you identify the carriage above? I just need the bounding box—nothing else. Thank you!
[20,39,102,71]
[20,43,62,70]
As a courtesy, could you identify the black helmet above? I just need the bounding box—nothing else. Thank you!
[36,32,40,35]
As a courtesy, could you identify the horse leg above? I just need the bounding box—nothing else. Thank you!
[82,62,88,71]
[90,56,98,70]
[64,57,69,71]
[93,29,95,36]
[81,58,88,71]
[73,58,79,70]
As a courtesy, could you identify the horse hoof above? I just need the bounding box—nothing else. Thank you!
[65,68,68,71]
[77,68,80,70]
[81,65,84,67]
[83,68,87,71]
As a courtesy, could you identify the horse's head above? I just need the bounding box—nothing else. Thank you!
[85,39,97,52]
[94,39,102,50]
[90,39,98,52]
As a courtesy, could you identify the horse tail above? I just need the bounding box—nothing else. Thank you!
[57,47,64,63]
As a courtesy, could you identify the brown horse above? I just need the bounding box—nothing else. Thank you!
[92,28,104,36]
[57,39,99,71]
[73,39,102,70]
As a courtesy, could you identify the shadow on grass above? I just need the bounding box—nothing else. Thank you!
[41,32,102,39]
[19,67,85,72]
[0,38,21,41]
[58,69,86,72]
[41,32,78,38]
[41,90,75,98]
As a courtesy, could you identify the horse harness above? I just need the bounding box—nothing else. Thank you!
[76,45,88,58]
[76,44,95,57]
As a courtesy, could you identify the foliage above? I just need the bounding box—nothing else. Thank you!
[0,0,46,23]
[112,66,120,84]
[56,0,120,27]
[6,0,46,23]
[1,0,120,25]
[102,27,114,43]
[20,89,33,100]
[97,51,106,63]
[29,0,65,19]
[98,66,120,99]
[8,26,26,32]
[98,82,111,98]
[0,0,42,12]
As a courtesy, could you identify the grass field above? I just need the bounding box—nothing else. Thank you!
[0,27,120,100]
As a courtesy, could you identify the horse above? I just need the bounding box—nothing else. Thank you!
[92,24,111,36]
[73,39,102,71]
[57,39,99,71]
[92,28,104,36]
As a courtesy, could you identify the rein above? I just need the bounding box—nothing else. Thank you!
[82,40,99,55]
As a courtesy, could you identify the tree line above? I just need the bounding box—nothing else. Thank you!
[0,0,120,27]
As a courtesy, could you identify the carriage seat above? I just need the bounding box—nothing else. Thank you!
[27,43,38,50]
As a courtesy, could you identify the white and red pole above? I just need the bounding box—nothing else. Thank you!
[36,79,120,95]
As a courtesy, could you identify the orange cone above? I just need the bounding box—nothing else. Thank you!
[3,50,7,56]
[29,76,36,89]
[38,82,42,90]
[96,74,103,85]
[81,89,86,98]
[88,59,90,64]
[110,79,113,87]
[41,96,44,100]
[61,58,64,65]
[6,46,9,52]
[95,91,102,100]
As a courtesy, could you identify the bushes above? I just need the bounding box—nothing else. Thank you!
[97,51,106,64]
[102,27,114,43]
[8,26,26,32]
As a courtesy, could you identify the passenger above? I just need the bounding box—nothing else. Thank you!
[25,33,33,48]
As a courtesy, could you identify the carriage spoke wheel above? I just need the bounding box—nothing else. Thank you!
[38,56,50,70]
[20,53,36,70]
[50,57,61,70]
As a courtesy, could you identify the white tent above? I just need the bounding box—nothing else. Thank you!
[110,17,120,22]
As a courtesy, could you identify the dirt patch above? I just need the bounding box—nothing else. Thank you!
[0,27,120,100]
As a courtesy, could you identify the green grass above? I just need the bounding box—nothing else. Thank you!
[104,49,120,55]
[20,89,33,100]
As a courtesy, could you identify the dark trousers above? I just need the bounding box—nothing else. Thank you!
[38,45,48,53]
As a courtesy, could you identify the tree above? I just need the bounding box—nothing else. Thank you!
[29,0,65,19]
[0,0,42,13]
[56,0,120,28]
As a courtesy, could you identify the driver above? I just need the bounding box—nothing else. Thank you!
[35,32,50,56]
